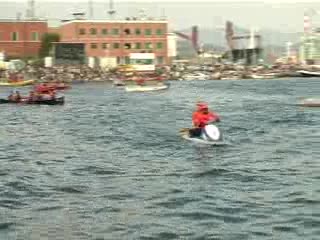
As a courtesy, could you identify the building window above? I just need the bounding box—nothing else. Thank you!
[132,59,153,65]
[102,43,110,49]
[135,29,141,35]
[113,43,120,49]
[118,57,125,64]
[112,28,119,35]
[124,43,132,49]
[79,28,86,35]
[145,29,152,36]
[31,32,39,41]
[125,56,130,64]
[124,28,131,35]
[156,29,163,35]
[101,29,108,35]
[116,57,121,64]
[156,42,163,49]
[11,32,19,41]
[134,42,141,49]
[157,56,164,64]
[91,43,98,49]
[90,28,97,35]
[145,42,153,49]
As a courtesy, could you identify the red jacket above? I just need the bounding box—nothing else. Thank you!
[192,111,220,128]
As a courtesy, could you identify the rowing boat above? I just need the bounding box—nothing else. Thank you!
[0,79,35,86]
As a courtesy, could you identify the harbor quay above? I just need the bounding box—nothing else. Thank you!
[0,5,319,82]
[1,61,318,84]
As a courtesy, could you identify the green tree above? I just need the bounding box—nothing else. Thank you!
[39,33,60,58]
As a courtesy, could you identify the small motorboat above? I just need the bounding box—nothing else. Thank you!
[250,73,277,79]
[297,70,320,77]
[113,79,125,87]
[180,124,224,145]
[0,96,65,105]
[182,73,210,81]
[0,79,35,86]
[125,82,170,92]
[297,98,320,107]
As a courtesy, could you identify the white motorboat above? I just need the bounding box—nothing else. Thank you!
[297,70,320,77]
[297,98,320,107]
[125,83,169,92]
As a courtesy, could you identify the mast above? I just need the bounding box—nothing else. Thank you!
[108,0,116,19]
[26,0,35,19]
[88,0,94,19]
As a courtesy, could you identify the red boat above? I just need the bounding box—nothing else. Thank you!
[34,83,71,93]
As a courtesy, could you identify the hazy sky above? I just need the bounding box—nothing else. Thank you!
[0,1,319,32]
[0,0,316,2]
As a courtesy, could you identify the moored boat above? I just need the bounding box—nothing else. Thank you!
[0,96,65,105]
[297,70,320,77]
[251,73,277,79]
[113,79,125,87]
[297,98,320,107]
[125,82,169,92]
[0,79,35,86]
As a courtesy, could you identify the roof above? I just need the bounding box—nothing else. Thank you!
[61,19,168,25]
[0,19,47,23]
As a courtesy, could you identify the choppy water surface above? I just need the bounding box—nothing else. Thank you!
[0,79,319,239]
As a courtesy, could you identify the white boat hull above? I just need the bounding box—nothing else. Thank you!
[125,84,169,92]
[251,74,276,79]
[297,70,320,77]
[298,98,320,107]
[181,134,224,145]
[180,124,224,145]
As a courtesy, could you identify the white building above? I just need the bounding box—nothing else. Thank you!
[167,33,178,58]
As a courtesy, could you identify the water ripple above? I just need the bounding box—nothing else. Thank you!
[0,79,319,239]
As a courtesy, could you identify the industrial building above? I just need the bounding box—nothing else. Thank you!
[299,13,320,65]
[225,21,263,65]
[299,34,320,65]
[0,20,48,58]
[0,0,175,68]
[57,18,169,66]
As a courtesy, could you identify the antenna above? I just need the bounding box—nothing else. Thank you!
[16,12,22,21]
[26,0,35,19]
[160,8,166,20]
[88,0,94,19]
[139,8,147,20]
[108,0,116,19]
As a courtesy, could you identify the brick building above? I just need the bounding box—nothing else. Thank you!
[0,20,48,58]
[58,19,168,65]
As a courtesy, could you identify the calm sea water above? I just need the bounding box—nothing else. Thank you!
[0,78,319,240]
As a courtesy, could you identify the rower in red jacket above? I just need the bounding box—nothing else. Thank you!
[189,102,220,137]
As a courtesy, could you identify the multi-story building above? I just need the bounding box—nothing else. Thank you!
[0,20,48,58]
[299,33,320,65]
[58,19,168,65]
